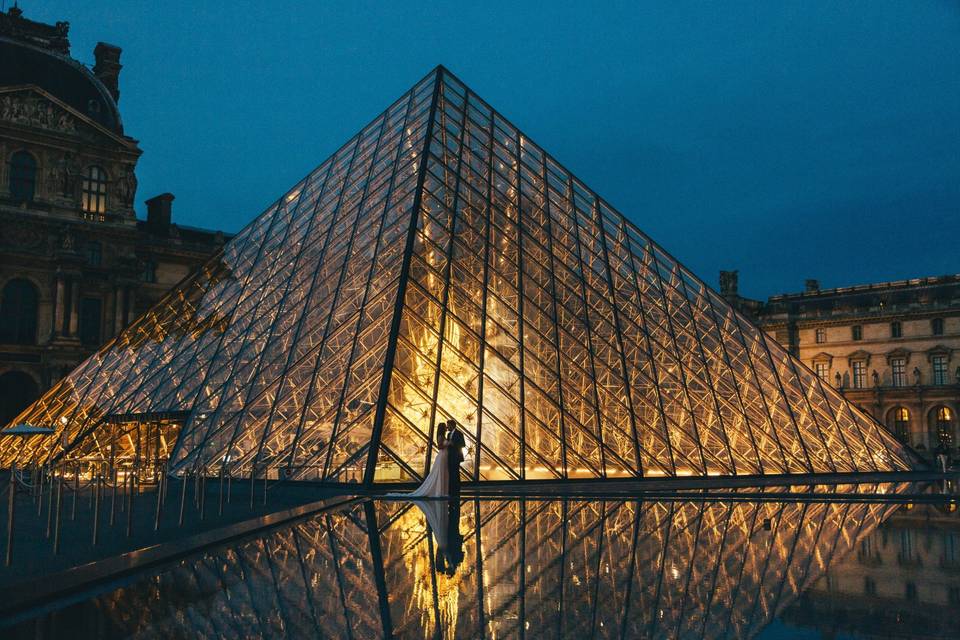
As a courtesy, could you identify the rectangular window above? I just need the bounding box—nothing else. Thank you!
[851,325,863,341]
[852,361,867,389]
[140,259,157,283]
[891,321,902,338]
[85,241,102,266]
[815,328,826,344]
[815,362,829,382]
[79,297,101,345]
[932,318,945,336]
[891,358,906,387]
[933,355,948,385]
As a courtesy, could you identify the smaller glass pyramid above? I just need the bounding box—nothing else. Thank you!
[0,67,916,483]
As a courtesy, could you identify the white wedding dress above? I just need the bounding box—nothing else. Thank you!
[384,449,450,500]
[402,445,449,499]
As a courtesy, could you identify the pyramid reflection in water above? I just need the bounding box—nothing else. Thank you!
[56,494,900,639]
[0,67,914,482]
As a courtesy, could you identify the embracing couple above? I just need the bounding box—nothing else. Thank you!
[406,419,465,499]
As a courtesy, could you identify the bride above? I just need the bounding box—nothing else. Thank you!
[396,422,450,499]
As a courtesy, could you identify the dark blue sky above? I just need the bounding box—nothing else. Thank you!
[22,1,960,299]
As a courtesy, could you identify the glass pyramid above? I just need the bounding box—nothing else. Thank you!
[0,67,915,483]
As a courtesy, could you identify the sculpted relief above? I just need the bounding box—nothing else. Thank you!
[0,93,77,134]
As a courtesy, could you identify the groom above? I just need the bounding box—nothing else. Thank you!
[445,419,465,497]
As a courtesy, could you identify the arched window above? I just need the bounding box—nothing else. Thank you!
[887,407,910,443]
[81,165,108,218]
[9,150,37,203]
[930,406,955,448]
[0,278,39,345]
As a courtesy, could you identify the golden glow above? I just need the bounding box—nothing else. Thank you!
[0,69,915,484]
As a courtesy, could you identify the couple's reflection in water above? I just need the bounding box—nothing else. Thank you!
[412,498,464,577]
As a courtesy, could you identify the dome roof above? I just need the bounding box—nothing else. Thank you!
[0,37,123,134]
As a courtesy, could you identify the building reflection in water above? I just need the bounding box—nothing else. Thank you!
[779,501,960,639]
[14,487,960,639]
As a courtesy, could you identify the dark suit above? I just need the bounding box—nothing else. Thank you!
[444,498,464,574]
[447,425,465,497]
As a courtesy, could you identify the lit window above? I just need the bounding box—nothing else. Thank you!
[851,325,862,341]
[81,165,108,219]
[852,361,867,389]
[815,362,829,382]
[9,150,37,203]
[891,357,906,387]
[933,355,948,385]
[933,406,954,448]
[932,318,945,336]
[890,321,902,338]
[889,407,910,443]
[815,328,826,344]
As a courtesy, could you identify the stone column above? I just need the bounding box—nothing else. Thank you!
[114,287,125,335]
[53,275,65,337]
[68,279,80,337]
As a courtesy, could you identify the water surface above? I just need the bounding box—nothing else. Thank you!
[10,484,960,639]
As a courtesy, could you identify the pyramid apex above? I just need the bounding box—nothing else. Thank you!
[0,59,917,484]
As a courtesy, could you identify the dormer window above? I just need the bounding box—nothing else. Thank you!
[9,150,37,203]
[81,165,108,220]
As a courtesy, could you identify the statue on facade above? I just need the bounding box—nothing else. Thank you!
[60,227,75,251]
[872,370,880,387]
[0,95,14,121]
[834,372,842,388]
[117,169,138,206]
[63,154,81,195]
[913,366,922,386]
[47,155,66,197]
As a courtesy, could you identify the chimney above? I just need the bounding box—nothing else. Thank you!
[146,193,174,235]
[719,270,739,297]
[805,279,820,293]
[93,42,122,102]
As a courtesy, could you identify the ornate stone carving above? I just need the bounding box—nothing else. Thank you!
[0,94,77,134]
[0,221,44,250]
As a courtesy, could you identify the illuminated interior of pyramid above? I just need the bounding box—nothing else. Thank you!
[0,67,916,484]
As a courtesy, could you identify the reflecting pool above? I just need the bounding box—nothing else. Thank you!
[9,485,960,639]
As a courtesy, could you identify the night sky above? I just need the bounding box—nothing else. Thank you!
[19,1,960,300]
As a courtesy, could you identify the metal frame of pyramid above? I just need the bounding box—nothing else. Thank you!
[0,66,916,484]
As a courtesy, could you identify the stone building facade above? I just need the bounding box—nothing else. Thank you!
[723,270,960,457]
[0,7,228,424]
